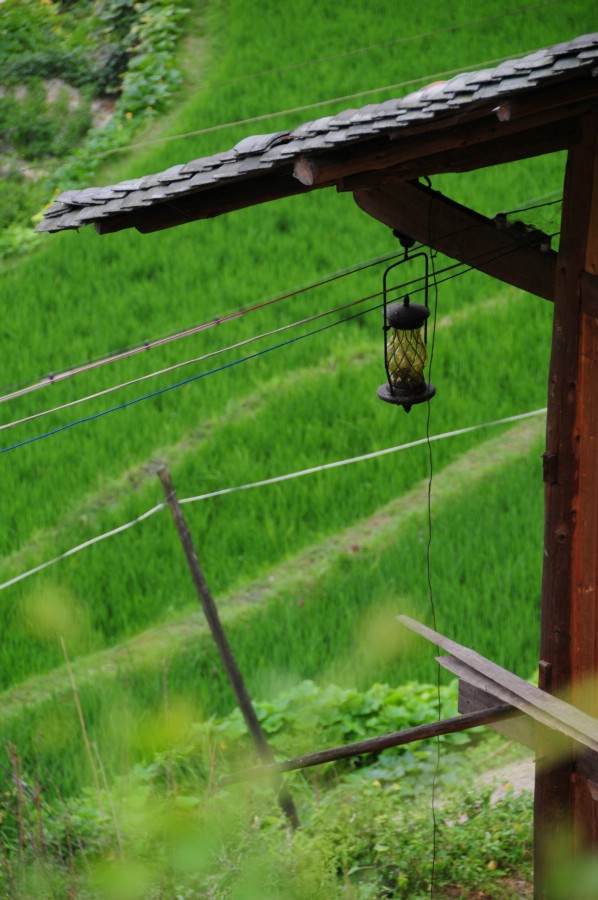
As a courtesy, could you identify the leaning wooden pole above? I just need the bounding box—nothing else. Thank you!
[157,465,300,830]
[536,108,598,896]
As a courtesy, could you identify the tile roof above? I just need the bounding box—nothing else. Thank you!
[38,33,598,234]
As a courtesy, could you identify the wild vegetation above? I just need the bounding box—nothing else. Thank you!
[0,0,595,895]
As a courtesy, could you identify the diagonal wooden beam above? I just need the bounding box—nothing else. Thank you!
[398,615,598,754]
[220,704,516,784]
[353,180,557,302]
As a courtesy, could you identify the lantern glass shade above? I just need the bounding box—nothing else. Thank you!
[387,317,427,389]
[377,295,435,411]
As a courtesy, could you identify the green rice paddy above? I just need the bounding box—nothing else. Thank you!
[0,0,594,799]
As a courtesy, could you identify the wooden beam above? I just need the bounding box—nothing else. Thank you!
[298,113,582,189]
[581,270,598,319]
[339,118,580,190]
[293,77,598,189]
[353,180,557,301]
[536,107,598,896]
[220,704,516,785]
[457,678,536,750]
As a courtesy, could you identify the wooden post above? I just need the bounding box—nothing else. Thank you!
[536,108,598,895]
[157,465,300,830]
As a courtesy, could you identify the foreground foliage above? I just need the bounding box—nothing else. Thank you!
[0,0,191,250]
[0,679,533,898]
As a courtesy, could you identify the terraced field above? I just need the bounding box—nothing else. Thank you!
[0,0,593,805]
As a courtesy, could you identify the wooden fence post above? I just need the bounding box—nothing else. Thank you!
[157,465,300,830]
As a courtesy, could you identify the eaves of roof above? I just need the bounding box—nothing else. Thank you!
[37,33,598,236]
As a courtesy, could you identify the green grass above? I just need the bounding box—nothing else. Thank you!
[0,416,543,797]
[0,0,591,804]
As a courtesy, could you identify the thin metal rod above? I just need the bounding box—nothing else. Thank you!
[157,464,300,829]
[221,704,516,785]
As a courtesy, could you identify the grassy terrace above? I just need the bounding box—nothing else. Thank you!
[0,7,595,896]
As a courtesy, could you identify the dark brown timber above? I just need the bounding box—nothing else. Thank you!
[220,705,516,785]
[353,180,557,301]
[157,465,300,830]
[536,107,598,896]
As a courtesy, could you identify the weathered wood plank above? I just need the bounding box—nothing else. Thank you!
[456,668,537,750]
[353,180,557,301]
[339,119,580,190]
[398,615,598,752]
[299,114,581,188]
[581,271,598,319]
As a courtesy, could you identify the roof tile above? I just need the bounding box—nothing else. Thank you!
[37,33,598,234]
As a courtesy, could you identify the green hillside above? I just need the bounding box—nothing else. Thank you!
[0,0,595,893]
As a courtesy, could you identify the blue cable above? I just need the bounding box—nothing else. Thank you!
[1,305,378,457]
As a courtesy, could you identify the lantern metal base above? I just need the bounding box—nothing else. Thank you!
[377,381,435,413]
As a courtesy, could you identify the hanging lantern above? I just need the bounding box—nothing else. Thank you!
[377,250,435,412]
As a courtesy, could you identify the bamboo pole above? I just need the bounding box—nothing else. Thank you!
[157,465,300,829]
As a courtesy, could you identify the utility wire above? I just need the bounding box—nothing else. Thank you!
[0,504,164,593]
[0,407,547,594]
[0,290,384,434]
[0,225,560,437]
[0,250,402,403]
[8,191,559,404]
[426,205,441,899]
[0,305,377,457]
[207,1,560,91]
[90,50,541,159]
[11,49,530,177]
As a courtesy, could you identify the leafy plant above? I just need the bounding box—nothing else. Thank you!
[0,0,191,252]
[0,678,534,898]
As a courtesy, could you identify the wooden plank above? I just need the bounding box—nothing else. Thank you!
[541,110,598,700]
[353,180,557,301]
[398,615,598,752]
[339,119,580,190]
[300,115,580,188]
[581,271,598,319]
[95,171,313,235]
[441,655,573,759]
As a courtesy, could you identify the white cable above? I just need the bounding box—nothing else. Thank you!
[0,407,546,593]
[180,408,547,503]
[0,504,164,592]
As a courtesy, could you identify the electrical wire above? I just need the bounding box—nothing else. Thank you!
[0,407,548,594]
[15,48,542,179]
[0,250,402,403]
[88,51,543,159]
[0,504,164,593]
[207,1,560,91]
[0,304,379,457]
[425,201,442,898]
[0,289,385,434]
[0,224,560,437]
[25,191,561,404]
